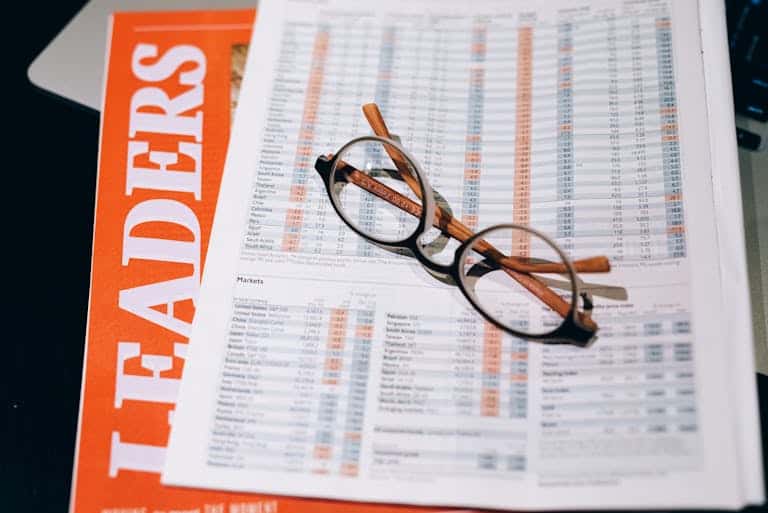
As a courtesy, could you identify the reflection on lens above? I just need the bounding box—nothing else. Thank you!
[458,226,575,336]
[330,139,423,243]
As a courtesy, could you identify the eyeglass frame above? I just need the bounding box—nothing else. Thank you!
[314,134,596,347]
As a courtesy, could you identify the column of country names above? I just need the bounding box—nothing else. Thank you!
[208,298,373,475]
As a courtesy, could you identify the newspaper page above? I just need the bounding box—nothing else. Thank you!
[73,9,446,513]
[163,0,763,509]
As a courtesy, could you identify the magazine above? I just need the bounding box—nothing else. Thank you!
[74,8,443,513]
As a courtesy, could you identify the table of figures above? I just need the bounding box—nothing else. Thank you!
[244,6,685,263]
[211,297,531,477]
[210,291,699,478]
[538,308,699,473]
[210,298,375,475]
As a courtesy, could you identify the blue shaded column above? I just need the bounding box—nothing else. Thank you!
[463,21,486,231]
[655,17,685,258]
[509,335,528,420]
[556,22,574,250]
[357,27,396,256]
[340,308,373,476]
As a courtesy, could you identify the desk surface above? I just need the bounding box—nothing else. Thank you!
[6,1,768,512]
[739,115,768,374]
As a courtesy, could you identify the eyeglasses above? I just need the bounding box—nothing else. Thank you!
[313,104,614,347]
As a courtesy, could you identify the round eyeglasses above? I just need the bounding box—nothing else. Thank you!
[315,134,612,347]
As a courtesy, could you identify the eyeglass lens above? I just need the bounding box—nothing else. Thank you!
[330,139,424,244]
[459,226,576,336]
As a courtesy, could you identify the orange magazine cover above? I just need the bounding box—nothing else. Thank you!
[75,9,453,513]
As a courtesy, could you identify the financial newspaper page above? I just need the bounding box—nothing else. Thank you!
[164,0,762,509]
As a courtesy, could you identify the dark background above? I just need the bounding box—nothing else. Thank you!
[4,1,768,512]
[7,0,98,510]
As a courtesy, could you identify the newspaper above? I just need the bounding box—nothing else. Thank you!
[163,0,763,509]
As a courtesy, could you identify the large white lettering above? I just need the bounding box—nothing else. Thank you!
[109,431,165,477]
[119,276,198,337]
[114,342,187,408]
[129,86,204,141]
[132,43,206,85]
[129,43,206,142]
[107,42,207,477]
[119,199,201,335]
[126,140,202,199]
[122,198,201,272]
